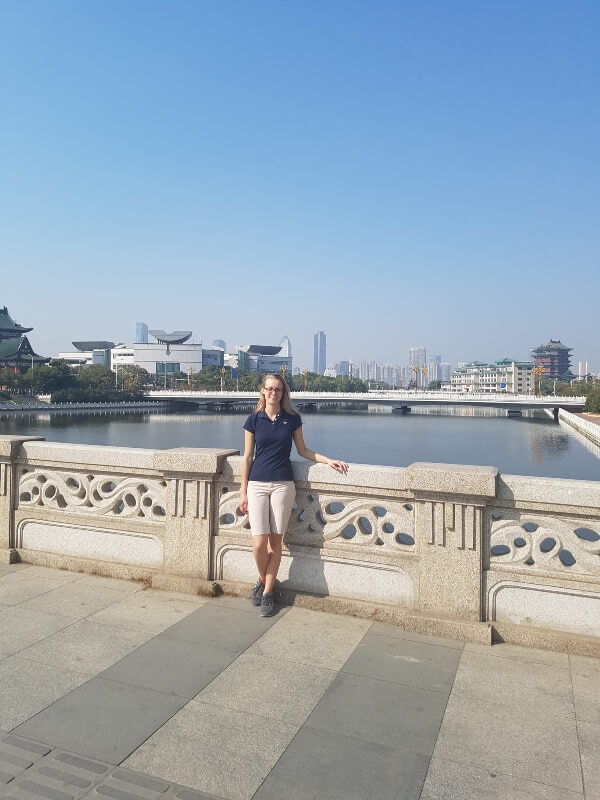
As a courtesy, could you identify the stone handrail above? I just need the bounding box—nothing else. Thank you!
[1,434,599,652]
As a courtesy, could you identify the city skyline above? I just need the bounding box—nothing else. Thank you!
[2,2,599,372]
[8,307,590,380]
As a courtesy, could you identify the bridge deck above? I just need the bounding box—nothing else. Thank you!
[147,390,586,412]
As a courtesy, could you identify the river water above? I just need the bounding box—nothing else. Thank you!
[2,406,600,480]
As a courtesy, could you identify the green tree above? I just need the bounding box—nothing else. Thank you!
[24,361,76,394]
[584,388,600,413]
[117,365,151,396]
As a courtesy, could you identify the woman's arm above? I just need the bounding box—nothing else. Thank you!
[239,430,255,514]
[293,427,348,473]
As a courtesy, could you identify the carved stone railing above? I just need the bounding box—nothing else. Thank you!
[0,436,236,580]
[1,434,599,648]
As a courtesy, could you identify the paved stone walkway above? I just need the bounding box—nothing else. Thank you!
[0,563,598,799]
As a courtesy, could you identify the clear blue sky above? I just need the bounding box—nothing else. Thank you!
[2,1,599,372]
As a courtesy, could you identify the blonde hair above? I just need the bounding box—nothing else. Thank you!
[255,374,298,415]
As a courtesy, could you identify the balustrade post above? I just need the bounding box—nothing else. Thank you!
[0,436,45,563]
[154,448,238,579]
[408,462,498,621]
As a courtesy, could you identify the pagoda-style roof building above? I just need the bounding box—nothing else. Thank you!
[0,306,49,373]
[530,339,573,380]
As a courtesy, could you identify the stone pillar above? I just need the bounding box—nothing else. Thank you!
[0,435,45,563]
[154,448,238,580]
[409,462,498,621]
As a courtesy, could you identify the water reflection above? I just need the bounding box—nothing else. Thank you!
[1,407,599,481]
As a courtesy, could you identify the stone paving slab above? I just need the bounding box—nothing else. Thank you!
[432,693,583,794]
[13,678,187,763]
[303,671,448,755]
[420,756,584,800]
[451,649,575,718]
[0,575,78,606]
[0,656,91,731]
[369,620,465,651]
[16,619,152,674]
[87,590,207,634]
[100,633,239,699]
[162,603,282,651]
[20,583,139,621]
[123,702,298,800]
[570,654,600,725]
[578,720,600,799]
[464,640,569,667]
[245,606,371,669]
[0,607,75,657]
[253,726,430,800]
[197,651,336,725]
[341,631,462,693]
[2,565,600,799]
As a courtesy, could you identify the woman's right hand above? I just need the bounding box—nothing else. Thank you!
[239,492,248,515]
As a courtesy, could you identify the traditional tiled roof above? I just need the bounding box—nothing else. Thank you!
[0,306,33,336]
[533,340,572,352]
[0,335,49,364]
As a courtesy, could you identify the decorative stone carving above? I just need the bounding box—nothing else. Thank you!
[422,501,481,549]
[217,483,415,550]
[490,512,600,575]
[19,468,167,520]
[170,478,208,519]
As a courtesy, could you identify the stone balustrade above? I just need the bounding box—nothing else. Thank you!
[1,434,599,653]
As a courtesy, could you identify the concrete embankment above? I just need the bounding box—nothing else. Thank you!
[0,400,172,415]
[558,407,600,447]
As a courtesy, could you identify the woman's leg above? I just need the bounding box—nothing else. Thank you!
[264,534,283,594]
[263,482,295,595]
[248,482,271,583]
[252,534,270,582]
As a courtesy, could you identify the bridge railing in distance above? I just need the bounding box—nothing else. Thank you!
[0,435,598,654]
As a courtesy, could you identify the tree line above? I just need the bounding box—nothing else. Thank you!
[2,363,598,411]
[0,362,370,402]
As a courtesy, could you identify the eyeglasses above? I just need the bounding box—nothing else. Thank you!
[264,387,282,394]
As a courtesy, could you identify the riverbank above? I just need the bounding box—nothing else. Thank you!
[558,408,600,447]
[0,399,172,415]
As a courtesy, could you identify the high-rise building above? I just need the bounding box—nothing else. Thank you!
[313,331,326,374]
[213,339,226,351]
[135,322,149,344]
[409,346,427,367]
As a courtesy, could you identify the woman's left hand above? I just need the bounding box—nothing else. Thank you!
[328,459,349,473]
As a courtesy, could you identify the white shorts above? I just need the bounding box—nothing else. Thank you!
[247,480,296,536]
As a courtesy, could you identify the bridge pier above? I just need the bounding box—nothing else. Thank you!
[553,407,559,421]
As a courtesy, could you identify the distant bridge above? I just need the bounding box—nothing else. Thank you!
[146,390,587,415]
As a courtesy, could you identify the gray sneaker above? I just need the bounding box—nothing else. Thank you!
[251,580,265,607]
[260,592,275,617]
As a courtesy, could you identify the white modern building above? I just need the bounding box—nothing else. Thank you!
[133,342,203,377]
[57,341,116,369]
[237,344,292,374]
[111,345,135,370]
[450,359,534,394]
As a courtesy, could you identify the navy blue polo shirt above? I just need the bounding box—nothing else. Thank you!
[243,409,302,481]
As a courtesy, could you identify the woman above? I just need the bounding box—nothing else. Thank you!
[239,374,348,616]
